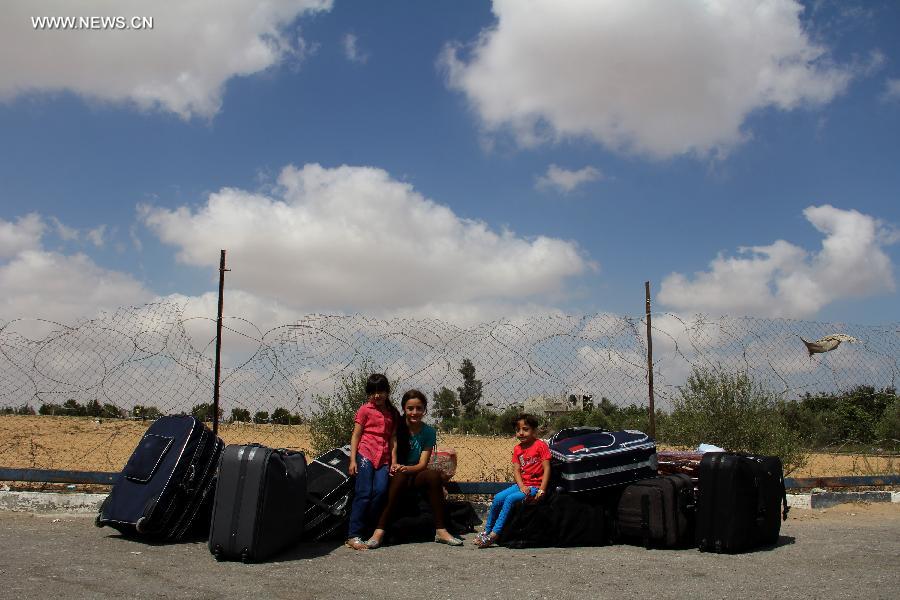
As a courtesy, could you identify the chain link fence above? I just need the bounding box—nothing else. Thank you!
[1,301,898,479]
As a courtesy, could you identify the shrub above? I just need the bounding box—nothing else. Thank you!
[253,411,269,424]
[133,405,162,420]
[271,407,302,425]
[230,407,252,423]
[875,397,900,443]
[191,403,222,423]
[39,403,63,416]
[308,366,372,455]
[664,367,806,474]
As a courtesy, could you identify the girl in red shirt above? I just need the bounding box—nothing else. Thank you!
[474,413,551,548]
[346,373,398,550]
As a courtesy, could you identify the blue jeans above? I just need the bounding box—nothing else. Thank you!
[484,484,530,535]
[348,454,390,538]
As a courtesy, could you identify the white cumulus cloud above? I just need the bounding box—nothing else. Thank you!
[882,78,900,102]
[140,163,592,315]
[342,33,368,64]
[536,164,603,193]
[657,205,897,318]
[441,0,853,158]
[0,214,45,258]
[1,0,332,119]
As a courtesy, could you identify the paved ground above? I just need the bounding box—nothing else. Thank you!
[1,503,898,600]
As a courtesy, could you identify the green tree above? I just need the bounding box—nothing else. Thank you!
[38,402,64,416]
[457,358,483,417]
[230,407,252,423]
[308,364,372,455]
[101,403,124,418]
[84,399,102,417]
[191,403,222,423]
[253,411,269,424]
[433,387,460,423]
[132,405,162,420]
[62,399,85,416]
[271,407,292,425]
[665,367,805,474]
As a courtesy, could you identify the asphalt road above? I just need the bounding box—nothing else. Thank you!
[1,503,898,600]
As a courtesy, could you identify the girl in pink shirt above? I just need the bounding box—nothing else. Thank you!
[346,373,398,550]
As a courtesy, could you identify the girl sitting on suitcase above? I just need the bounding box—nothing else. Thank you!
[474,413,551,548]
[346,373,398,551]
[364,389,464,549]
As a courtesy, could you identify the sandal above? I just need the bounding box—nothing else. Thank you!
[365,537,382,549]
[345,537,368,550]
[473,532,497,548]
[434,534,464,546]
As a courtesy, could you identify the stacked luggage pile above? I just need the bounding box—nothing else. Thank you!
[96,417,788,560]
[499,426,789,553]
[96,415,355,562]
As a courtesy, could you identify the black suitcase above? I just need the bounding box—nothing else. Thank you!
[303,446,353,541]
[615,474,696,548]
[96,415,222,540]
[208,444,308,562]
[549,427,658,493]
[696,452,789,553]
[498,491,609,548]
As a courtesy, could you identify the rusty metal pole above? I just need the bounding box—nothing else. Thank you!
[212,250,229,436]
[645,281,656,438]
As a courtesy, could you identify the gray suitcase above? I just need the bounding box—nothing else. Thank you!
[208,444,307,562]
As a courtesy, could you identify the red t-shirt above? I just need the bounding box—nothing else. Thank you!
[354,402,395,468]
[512,439,551,487]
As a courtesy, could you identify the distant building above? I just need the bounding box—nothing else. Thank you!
[524,393,593,418]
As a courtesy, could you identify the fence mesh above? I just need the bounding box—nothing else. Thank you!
[0,301,898,480]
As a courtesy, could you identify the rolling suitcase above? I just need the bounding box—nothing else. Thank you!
[615,474,696,548]
[696,452,789,553]
[209,444,308,562]
[549,427,657,493]
[96,415,223,540]
[303,446,353,541]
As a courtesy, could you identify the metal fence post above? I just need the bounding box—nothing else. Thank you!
[212,250,229,436]
[645,281,656,438]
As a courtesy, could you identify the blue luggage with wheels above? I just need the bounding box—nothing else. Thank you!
[96,415,223,540]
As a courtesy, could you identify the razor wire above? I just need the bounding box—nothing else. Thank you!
[0,301,898,475]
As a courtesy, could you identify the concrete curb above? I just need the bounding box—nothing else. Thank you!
[0,491,107,513]
[0,490,897,514]
[787,491,900,510]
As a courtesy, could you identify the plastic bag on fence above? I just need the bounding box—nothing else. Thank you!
[428,448,457,480]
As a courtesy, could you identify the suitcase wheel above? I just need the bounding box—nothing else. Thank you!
[135,516,148,534]
[240,549,249,563]
[212,544,223,561]
[94,514,102,528]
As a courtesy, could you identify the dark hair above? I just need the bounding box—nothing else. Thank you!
[516,413,540,429]
[395,389,428,466]
[365,373,391,396]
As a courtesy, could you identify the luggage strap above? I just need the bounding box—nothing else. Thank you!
[307,495,347,518]
[640,495,651,549]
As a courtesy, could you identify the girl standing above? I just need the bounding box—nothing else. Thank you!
[346,373,397,550]
[474,413,551,548]
[365,389,463,548]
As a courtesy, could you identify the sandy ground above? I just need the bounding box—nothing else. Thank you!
[0,415,896,479]
[0,502,897,599]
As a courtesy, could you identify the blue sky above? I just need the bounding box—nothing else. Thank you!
[1,0,899,329]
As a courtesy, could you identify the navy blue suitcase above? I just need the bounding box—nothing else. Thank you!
[96,415,223,540]
[549,427,657,493]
